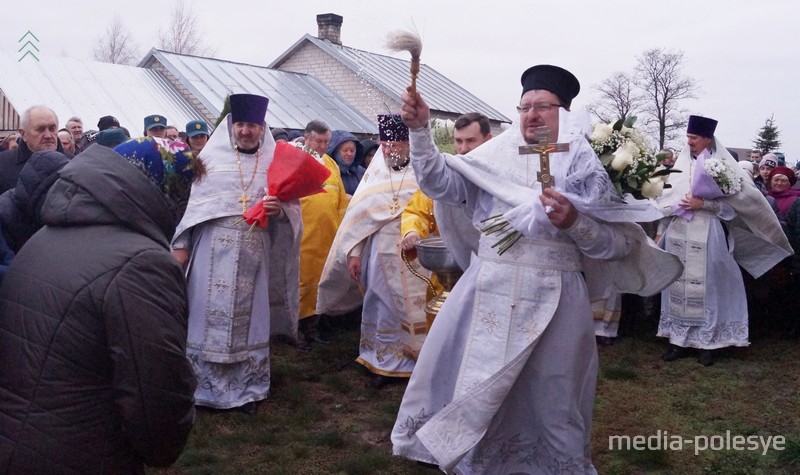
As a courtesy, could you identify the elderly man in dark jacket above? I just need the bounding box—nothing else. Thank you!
[0,106,72,195]
[0,138,204,473]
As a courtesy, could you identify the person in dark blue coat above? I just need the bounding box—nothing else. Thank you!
[327,130,364,196]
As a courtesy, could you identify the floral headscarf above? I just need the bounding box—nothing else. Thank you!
[113,137,196,203]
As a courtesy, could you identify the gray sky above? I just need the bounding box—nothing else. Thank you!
[3,0,797,161]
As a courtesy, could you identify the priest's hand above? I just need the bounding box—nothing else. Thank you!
[263,195,286,219]
[348,256,362,282]
[540,188,577,229]
[401,90,430,129]
[172,249,189,268]
[401,231,420,251]
[678,194,704,210]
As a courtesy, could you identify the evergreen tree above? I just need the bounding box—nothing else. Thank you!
[752,114,781,153]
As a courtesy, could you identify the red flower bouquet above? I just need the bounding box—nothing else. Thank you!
[242,142,331,228]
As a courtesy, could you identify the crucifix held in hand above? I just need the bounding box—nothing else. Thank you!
[238,193,251,213]
[518,126,569,189]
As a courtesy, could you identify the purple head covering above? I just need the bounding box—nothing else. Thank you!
[377,114,409,142]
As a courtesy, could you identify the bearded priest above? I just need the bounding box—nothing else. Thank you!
[317,114,429,389]
[171,93,303,414]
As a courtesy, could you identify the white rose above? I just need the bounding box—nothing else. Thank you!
[641,178,665,199]
[610,146,635,171]
[591,123,614,142]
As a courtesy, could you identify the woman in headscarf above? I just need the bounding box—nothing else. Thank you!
[767,166,800,224]
[327,130,364,196]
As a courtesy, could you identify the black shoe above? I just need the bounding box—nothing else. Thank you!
[240,401,259,415]
[697,350,714,367]
[416,460,439,470]
[291,337,311,352]
[663,346,686,362]
[596,336,616,346]
[307,335,330,345]
[367,374,390,389]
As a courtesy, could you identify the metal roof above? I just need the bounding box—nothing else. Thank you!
[140,49,378,134]
[0,52,204,135]
[270,35,511,124]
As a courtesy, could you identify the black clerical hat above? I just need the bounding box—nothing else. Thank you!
[520,65,580,108]
[377,114,409,142]
[687,115,717,138]
[230,94,269,124]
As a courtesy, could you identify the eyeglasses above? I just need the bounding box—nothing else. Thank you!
[516,103,561,114]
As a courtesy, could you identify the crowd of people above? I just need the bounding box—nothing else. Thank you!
[0,63,795,473]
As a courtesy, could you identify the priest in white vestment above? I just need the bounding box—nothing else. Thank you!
[171,94,303,413]
[317,114,428,388]
[656,115,791,366]
[391,65,683,474]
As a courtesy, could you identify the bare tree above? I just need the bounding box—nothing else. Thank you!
[158,0,214,56]
[587,72,644,124]
[634,48,699,149]
[93,17,139,65]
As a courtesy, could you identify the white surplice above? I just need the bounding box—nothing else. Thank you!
[392,110,682,474]
[172,117,302,409]
[317,148,428,376]
[655,138,792,349]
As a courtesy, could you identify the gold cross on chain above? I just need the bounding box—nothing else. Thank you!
[518,126,569,190]
[238,193,251,213]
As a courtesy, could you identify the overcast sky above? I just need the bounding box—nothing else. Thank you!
[2,0,797,161]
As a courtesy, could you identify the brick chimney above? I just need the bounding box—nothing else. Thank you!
[316,13,343,45]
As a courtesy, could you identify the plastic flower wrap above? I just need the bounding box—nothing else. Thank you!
[671,150,743,221]
[590,117,679,200]
[241,142,331,229]
[702,156,743,196]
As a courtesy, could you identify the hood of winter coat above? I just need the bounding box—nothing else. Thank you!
[40,144,178,248]
[326,130,364,173]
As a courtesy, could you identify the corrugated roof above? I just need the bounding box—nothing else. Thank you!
[270,35,511,124]
[141,49,378,134]
[0,52,204,134]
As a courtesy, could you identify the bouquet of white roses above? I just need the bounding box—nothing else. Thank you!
[702,156,743,195]
[590,117,679,200]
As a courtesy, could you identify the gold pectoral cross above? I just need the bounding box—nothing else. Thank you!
[518,127,569,190]
[390,198,400,214]
[238,193,251,213]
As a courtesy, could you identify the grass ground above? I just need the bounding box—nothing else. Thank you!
[153,313,800,475]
